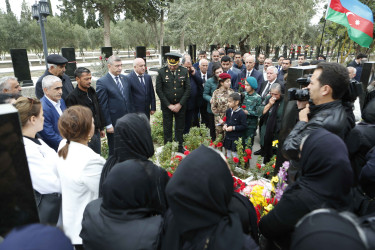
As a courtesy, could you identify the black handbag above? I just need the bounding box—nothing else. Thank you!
[34,190,62,225]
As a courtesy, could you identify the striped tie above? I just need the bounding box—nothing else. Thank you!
[115,76,124,97]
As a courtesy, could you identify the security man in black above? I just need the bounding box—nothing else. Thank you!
[156,52,191,152]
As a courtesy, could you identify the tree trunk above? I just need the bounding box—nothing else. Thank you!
[239,34,249,55]
[103,7,111,47]
[180,30,185,53]
[150,22,160,53]
[159,9,165,53]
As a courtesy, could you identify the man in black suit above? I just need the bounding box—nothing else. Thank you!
[96,55,133,156]
[241,55,264,93]
[259,66,280,100]
[126,58,156,120]
[35,54,74,101]
[194,58,210,127]
[221,55,241,91]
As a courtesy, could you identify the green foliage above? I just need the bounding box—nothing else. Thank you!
[183,124,211,151]
[151,111,165,145]
[101,136,109,159]
[91,54,109,77]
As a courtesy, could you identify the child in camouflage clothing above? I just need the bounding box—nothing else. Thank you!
[211,73,234,141]
[242,76,263,149]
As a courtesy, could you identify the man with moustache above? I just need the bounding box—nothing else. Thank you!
[65,67,105,155]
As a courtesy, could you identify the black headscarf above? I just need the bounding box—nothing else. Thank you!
[164,145,244,250]
[99,113,154,195]
[297,128,353,208]
[102,160,154,211]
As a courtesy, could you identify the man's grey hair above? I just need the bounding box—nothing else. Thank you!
[0,76,17,92]
[48,63,57,69]
[347,66,357,75]
[270,82,282,93]
[245,55,255,62]
[181,54,192,65]
[267,66,278,74]
[107,55,121,65]
[42,75,62,89]
[199,58,208,66]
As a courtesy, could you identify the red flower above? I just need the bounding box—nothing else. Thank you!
[99,56,102,60]
[223,116,227,122]
[175,155,183,161]
[245,149,252,155]
[272,164,275,168]
[266,198,278,205]
[242,105,246,109]
[209,142,214,146]
[184,146,188,150]
[266,171,270,175]
[255,205,261,224]
[256,163,261,169]
[167,172,173,178]
[184,150,190,155]
[243,156,249,163]
[248,155,252,159]
[241,78,244,81]
[233,157,239,163]
[217,142,223,147]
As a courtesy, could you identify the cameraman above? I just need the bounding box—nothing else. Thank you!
[283,62,354,161]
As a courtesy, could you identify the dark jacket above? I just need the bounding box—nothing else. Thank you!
[186,72,203,110]
[224,108,247,140]
[125,70,156,117]
[35,70,74,101]
[81,198,163,250]
[65,86,105,131]
[359,147,375,198]
[156,65,191,108]
[96,73,133,127]
[240,69,264,94]
[283,100,352,161]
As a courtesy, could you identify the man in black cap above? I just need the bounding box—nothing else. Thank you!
[35,54,74,101]
[156,52,191,152]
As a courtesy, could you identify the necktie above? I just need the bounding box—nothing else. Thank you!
[115,76,124,97]
[139,75,146,91]
[262,82,271,98]
[202,74,206,83]
[247,71,251,77]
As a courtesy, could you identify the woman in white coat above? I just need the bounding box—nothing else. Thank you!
[15,97,61,225]
[57,105,105,249]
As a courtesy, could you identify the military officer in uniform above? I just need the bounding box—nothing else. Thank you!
[156,52,191,152]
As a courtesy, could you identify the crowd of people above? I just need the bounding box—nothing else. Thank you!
[0,47,375,250]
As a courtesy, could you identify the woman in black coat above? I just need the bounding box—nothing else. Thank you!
[81,160,164,250]
[99,113,169,214]
[162,145,259,250]
[259,128,353,249]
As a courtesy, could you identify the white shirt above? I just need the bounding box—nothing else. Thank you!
[246,69,254,78]
[135,72,146,85]
[45,95,63,116]
[23,137,61,194]
[57,140,105,244]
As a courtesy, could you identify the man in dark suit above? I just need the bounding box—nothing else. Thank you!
[277,58,291,84]
[221,55,241,91]
[241,55,264,93]
[195,58,211,127]
[96,55,133,156]
[35,54,74,101]
[193,51,207,70]
[125,58,156,120]
[259,66,280,100]
[39,75,67,151]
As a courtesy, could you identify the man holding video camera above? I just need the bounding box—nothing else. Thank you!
[283,62,354,162]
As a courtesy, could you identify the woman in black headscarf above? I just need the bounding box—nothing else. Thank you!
[99,113,169,213]
[259,128,353,249]
[162,145,259,250]
[81,160,164,250]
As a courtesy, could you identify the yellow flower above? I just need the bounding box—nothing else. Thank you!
[272,140,279,147]
[271,176,279,183]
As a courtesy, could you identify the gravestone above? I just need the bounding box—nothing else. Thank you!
[9,49,33,87]
[101,47,113,59]
[161,46,170,65]
[61,48,76,80]
[0,104,39,237]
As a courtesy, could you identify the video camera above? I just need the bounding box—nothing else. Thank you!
[288,75,311,101]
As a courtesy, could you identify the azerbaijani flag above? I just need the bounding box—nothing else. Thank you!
[326,0,374,48]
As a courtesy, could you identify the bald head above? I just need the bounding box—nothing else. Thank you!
[133,58,146,75]
[245,56,255,71]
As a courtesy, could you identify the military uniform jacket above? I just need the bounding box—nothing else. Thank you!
[156,66,191,108]
[243,91,263,130]
[211,88,234,115]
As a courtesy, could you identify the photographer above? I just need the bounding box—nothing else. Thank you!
[283,62,354,162]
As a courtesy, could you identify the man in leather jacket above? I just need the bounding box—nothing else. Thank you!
[283,62,354,162]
